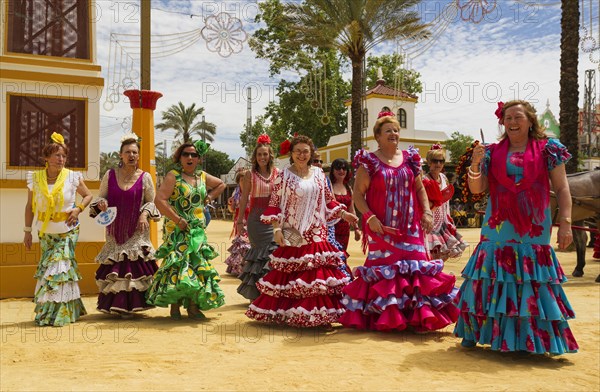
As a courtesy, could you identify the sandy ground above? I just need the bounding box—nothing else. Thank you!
[1,219,599,392]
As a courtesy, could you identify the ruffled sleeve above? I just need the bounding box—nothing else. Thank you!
[89,170,110,218]
[140,172,160,221]
[423,176,443,208]
[544,138,572,171]
[352,149,379,177]
[260,170,284,224]
[69,170,83,187]
[406,146,422,176]
[322,171,345,222]
[26,171,34,191]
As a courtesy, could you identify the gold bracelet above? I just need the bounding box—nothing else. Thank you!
[273,227,282,233]
[76,203,85,212]
[23,227,32,233]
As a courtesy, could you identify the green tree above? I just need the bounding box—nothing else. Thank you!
[445,131,474,164]
[366,53,423,95]
[559,0,580,173]
[251,0,430,160]
[99,151,120,177]
[156,102,216,145]
[204,148,235,178]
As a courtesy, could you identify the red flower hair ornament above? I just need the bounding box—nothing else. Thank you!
[377,110,395,119]
[494,101,504,124]
[257,134,271,145]
[279,139,291,155]
[430,143,443,150]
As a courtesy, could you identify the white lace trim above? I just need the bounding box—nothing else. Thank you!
[96,275,153,294]
[270,250,342,264]
[39,260,75,277]
[34,280,82,303]
[95,231,156,264]
[248,304,345,318]
[258,276,350,291]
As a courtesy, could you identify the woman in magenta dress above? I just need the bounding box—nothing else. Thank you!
[454,100,578,354]
[329,158,361,251]
[423,144,468,261]
[246,135,358,328]
[339,110,459,332]
[91,134,160,316]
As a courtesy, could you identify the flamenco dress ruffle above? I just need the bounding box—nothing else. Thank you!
[339,230,459,332]
[224,234,250,277]
[34,228,87,326]
[146,222,225,311]
[454,240,579,354]
[95,235,158,314]
[246,241,351,327]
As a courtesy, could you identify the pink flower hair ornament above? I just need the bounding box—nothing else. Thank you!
[377,110,395,119]
[494,101,504,124]
[430,143,443,150]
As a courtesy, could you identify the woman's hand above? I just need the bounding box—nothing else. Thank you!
[367,216,385,235]
[421,212,433,233]
[273,228,285,246]
[354,228,361,241]
[557,223,573,250]
[177,217,188,231]
[98,200,108,212]
[67,209,80,227]
[23,232,32,250]
[471,144,485,167]
[341,211,358,225]
[137,212,149,232]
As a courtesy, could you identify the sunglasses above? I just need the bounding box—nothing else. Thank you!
[430,159,445,164]
[333,167,347,171]
[182,152,200,158]
[313,160,323,164]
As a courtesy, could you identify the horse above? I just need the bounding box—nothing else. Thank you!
[550,170,600,282]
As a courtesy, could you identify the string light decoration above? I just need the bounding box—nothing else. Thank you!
[456,1,497,23]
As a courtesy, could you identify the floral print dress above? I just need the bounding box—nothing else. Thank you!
[454,138,578,354]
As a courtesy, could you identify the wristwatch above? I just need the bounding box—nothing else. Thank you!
[560,216,572,224]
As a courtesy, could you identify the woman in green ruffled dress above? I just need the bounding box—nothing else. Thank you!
[146,141,226,319]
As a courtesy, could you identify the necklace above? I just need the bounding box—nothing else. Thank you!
[182,170,198,186]
[379,149,396,163]
[46,170,59,181]
[120,168,137,183]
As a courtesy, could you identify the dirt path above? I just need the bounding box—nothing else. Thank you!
[1,220,598,391]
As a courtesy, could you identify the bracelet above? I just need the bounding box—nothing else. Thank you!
[273,227,282,233]
[23,227,32,233]
[76,203,86,212]
[423,210,433,216]
[341,210,346,218]
[468,166,481,176]
[366,214,377,224]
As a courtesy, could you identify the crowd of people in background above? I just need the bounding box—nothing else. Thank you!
[22,100,583,355]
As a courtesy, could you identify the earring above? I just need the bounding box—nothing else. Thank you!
[118,159,123,168]
[45,161,48,169]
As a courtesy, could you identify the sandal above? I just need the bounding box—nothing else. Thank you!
[187,303,206,320]
[170,304,182,320]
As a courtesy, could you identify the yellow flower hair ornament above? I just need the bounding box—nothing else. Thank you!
[50,132,65,144]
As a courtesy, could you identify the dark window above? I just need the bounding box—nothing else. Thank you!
[7,0,90,59]
[398,108,407,128]
[9,94,86,168]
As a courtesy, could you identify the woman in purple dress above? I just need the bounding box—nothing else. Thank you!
[90,134,160,317]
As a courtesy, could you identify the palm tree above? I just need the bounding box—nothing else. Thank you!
[99,151,120,177]
[559,0,580,173]
[156,102,216,146]
[283,0,429,158]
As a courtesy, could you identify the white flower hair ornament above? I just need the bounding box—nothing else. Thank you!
[120,132,142,144]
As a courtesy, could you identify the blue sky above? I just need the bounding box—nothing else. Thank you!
[95,0,599,159]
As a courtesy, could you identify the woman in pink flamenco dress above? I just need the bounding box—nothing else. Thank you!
[339,110,460,332]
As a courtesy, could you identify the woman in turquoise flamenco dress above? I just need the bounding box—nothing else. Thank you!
[454,100,578,355]
[146,141,226,319]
